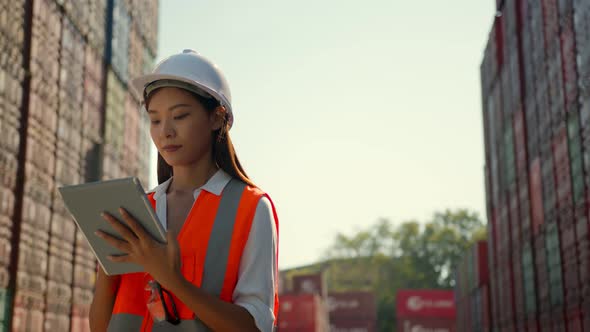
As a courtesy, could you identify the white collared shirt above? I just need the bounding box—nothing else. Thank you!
[147,169,277,331]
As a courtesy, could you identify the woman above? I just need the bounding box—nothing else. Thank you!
[89,49,279,332]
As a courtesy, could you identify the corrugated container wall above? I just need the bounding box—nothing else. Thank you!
[0,0,159,330]
[327,291,377,332]
[475,0,590,330]
[454,241,491,332]
[278,294,330,332]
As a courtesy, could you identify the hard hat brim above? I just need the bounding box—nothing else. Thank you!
[130,74,215,102]
[131,73,234,128]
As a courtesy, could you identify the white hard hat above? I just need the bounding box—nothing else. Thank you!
[130,49,234,128]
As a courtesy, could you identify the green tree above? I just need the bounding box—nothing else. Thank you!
[318,208,486,331]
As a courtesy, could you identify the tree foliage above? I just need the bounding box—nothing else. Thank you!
[313,209,486,331]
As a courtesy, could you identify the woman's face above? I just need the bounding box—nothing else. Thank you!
[147,87,221,167]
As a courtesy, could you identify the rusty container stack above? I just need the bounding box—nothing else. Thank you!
[0,0,159,330]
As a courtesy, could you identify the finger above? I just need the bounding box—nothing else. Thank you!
[102,212,138,243]
[118,207,151,242]
[95,230,132,253]
[107,253,131,263]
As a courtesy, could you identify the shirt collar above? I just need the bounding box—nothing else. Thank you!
[147,169,232,200]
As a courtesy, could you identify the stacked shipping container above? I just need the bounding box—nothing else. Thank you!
[278,294,330,332]
[0,0,158,331]
[0,0,26,330]
[395,290,456,332]
[477,0,590,330]
[279,272,378,332]
[279,273,330,332]
[103,0,155,185]
[455,241,491,331]
[327,292,377,332]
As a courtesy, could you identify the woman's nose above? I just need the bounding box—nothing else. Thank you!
[162,120,176,138]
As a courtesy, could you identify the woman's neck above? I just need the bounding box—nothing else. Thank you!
[168,160,219,195]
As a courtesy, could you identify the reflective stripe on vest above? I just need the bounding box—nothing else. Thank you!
[107,178,276,331]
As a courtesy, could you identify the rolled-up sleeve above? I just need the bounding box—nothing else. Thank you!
[233,196,277,332]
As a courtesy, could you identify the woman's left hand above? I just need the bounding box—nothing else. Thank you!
[96,207,183,290]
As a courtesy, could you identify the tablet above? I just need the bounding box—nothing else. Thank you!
[58,177,166,275]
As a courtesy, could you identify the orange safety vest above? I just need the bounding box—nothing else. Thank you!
[106,178,279,331]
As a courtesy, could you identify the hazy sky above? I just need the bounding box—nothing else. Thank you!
[150,1,496,269]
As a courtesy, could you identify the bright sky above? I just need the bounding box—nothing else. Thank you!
[150,1,497,269]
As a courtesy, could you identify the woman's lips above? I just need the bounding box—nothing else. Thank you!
[163,145,182,152]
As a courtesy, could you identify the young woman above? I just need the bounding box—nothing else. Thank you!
[89,49,279,332]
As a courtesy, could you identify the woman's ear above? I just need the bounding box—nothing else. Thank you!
[211,106,227,131]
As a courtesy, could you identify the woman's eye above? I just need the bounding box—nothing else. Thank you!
[174,114,189,120]
[151,120,160,124]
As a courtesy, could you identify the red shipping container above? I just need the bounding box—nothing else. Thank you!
[510,192,521,246]
[561,215,577,248]
[11,292,45,332]
[530,158,544,234]
[395,290,455,320]
[292,273,327,298]
[541,0,560,49]
[553,126,573,209]
[514,104,528,174]
[474,241,489,286]
[567,307,584,332]
[327,291,376,321]
[397,318,455,332]
[527,315,540,332]
[456,297,467,332]
[329,319,375,332]
[466,297,472,332]
[278,294,329,332]
[560,15,579,114]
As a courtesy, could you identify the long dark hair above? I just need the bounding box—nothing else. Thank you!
[147,89,255,187]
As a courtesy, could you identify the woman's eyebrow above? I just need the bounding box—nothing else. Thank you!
[147,103,193,114]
